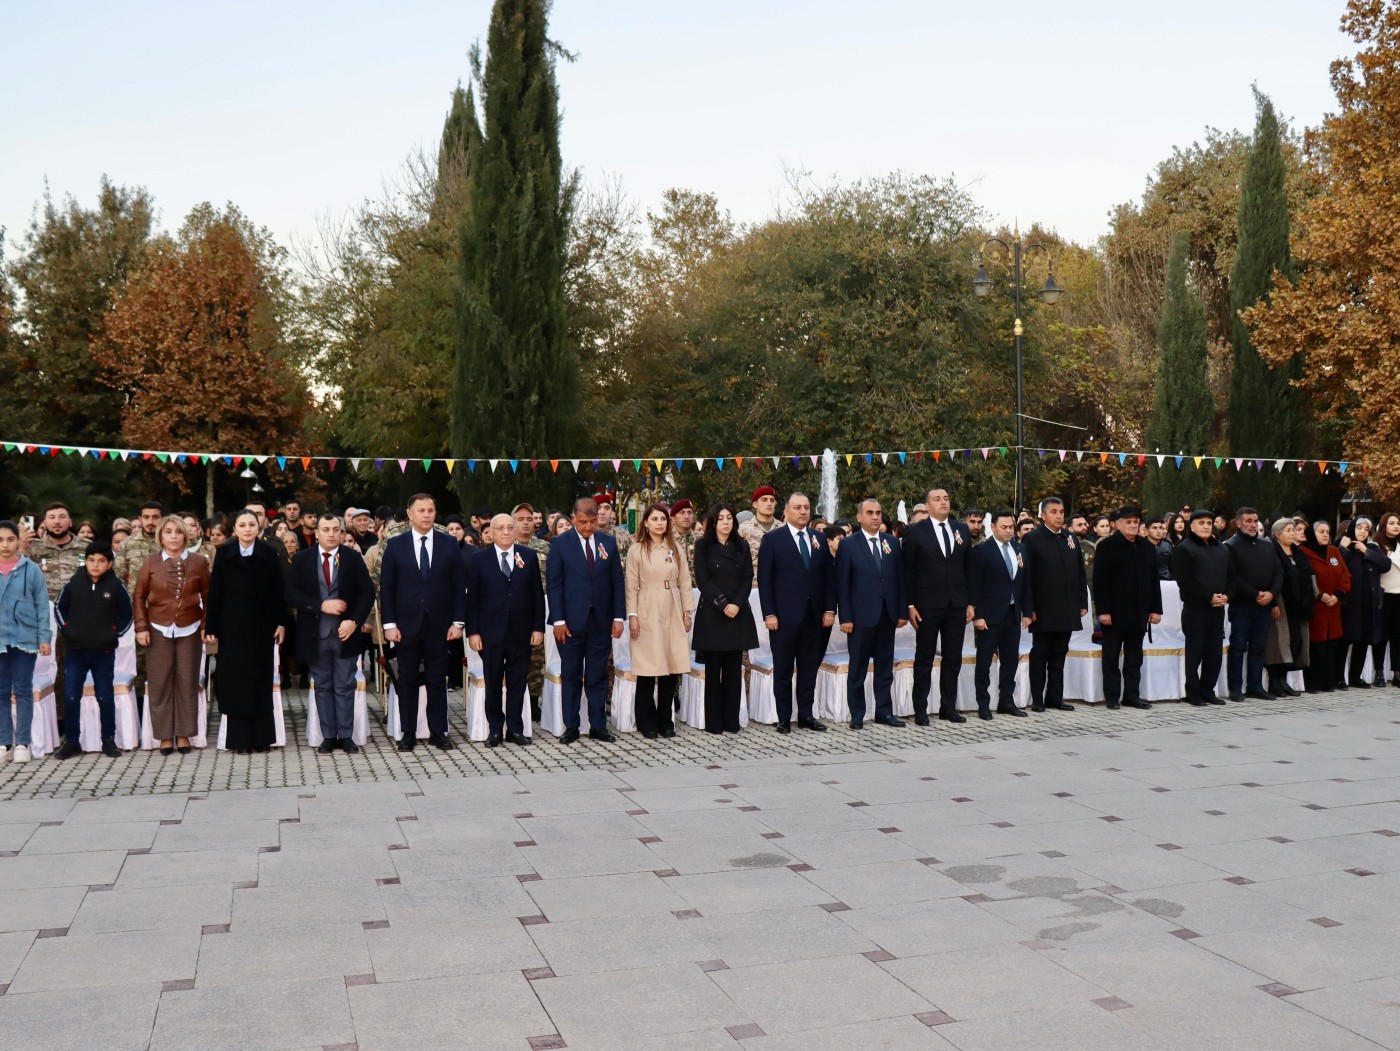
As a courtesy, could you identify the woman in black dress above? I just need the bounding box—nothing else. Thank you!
[1338,516,1389,689]
[205,510,287,753]
[691,503,758,734]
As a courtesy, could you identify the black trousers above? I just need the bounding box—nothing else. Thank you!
[974,613,1020,713]
[1100,626,1146,705]
[1029,630,1071,707]
[847,612,896,722]
[1306,638,1337,692]
[635,674,678,735]
[1182,606,1224,702]
[482,637,531,737]
[1343,640,1370,686]
[770,611,829,725]
[703,651,743,733]
[912,605,964,716]
[396,629,451,739]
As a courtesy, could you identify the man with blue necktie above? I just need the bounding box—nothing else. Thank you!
[546,497,626,743]
[835,498,908,729]
[902,487,974,725]
[968,510,1031,720]
[380,494,466,751]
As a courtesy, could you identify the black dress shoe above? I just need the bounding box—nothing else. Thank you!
[938,711,966,723]
[1351,680,1372,690]
[978,711,993,721]
[397,737,416,751]
[54,740,82,760]
[914,715,931,726]
[1188,699,1209,707]
[997,706,1027,717]
[797,718,828,732]
[850,719,864,730]
[1030,704,1046,713]
[776,722,792,734]
[486,733,502,747]
[559,728,580,744]
[588,728,617,743]
[317,740,337,754]
[1245,688,1273,701]
[1124,699,1151,710]
[430,733,456,750]
[641,730,658,739]
[660,728,677,738]
[875,716,905,727]
[1335,681,1350,691]
[507,732,532,747]
[342,741,360,754]
[101,738,121,758]
[1228,690,1245,702]
[1208,697,1227,705]
[1046,702,1075,711]
[159,746,175,756]
[1106,701,1121,710]
[177,745,192,754]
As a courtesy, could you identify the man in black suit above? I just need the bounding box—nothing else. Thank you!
[380,493,467,750]
[1091,506,1163,710]
[286,514,375,752]
[968,510,1030,720]
[467,514,545,747]
[903,487,973,725]
[1021,496,1087,713]
[545,497,626,743]
[757,491,836,734]
[835,498,908,729]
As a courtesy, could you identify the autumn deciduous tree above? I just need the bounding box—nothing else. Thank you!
[99,204,310,516]
[1248,0,1400,502]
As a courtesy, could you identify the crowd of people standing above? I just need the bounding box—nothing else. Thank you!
[2,486,1398,764]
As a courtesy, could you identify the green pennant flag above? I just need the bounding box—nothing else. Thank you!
[632,459,642,471]
[2,443,14,452]
[1213,457,1224,469]
[998,446,1008,457]
[155,453,170,463]
[421,459,432,472]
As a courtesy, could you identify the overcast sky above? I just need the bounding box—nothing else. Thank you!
[1,0,1351,262]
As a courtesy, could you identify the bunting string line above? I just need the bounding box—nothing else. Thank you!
[0,439,1363,478]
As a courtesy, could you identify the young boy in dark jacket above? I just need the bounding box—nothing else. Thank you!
[53,545,133,758]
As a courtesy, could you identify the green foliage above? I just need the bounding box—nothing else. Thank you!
[452,0,575,509]
[1144,231,1214,513]
[1227,92,1302,513]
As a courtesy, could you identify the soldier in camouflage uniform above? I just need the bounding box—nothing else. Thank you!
[114,502,165,706]
[26,503,90,725]
[737,485,780,583]
[595,494,632,564]
[670,499,699,581]
[513,503,553,713]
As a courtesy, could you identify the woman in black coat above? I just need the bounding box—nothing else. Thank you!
[1339,517,1389,689]
[691,502,758,734]
[205,510,288,753]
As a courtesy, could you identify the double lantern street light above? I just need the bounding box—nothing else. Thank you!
[972,233,1065,514]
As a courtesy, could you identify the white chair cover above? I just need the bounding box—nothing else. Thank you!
[305,657,370,747]
[539,631,567,737]
[610,630,637,732]
[384,683,430,740]
[77,673,141,751]
[743,590,779,724]
[460,646,534,742]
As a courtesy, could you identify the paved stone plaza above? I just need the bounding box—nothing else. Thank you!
[2,690,1400,1050]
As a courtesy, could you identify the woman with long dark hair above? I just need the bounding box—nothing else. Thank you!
[1374,511,1400,687]
[205,510,287,753]
[1338,516,1389,689]
[1299,521,1350,693]
[691,503,757,734]
[625,503,693,738]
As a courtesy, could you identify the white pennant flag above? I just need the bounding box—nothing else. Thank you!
[1075,450,1085,461]
[879,453,889,465]
[1275,459,1285,471]
[569,460,580,472]
[695,459,704,470]
[488,459,499,472]
[350,458,361,471]
[1155,455,1165,467]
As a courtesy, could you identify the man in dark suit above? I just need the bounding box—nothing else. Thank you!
[1021,496,1088,713]
[1091,506,1164,710]
[380,493,466,750]
[903,487,973,725]
[968,510,1030,720]
[757,491,836,734]
[286,514,375,752]
[467,514,545,747]
[546,497,625,743]
[836,498,908,729]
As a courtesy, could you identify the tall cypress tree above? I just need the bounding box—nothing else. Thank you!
[1227,91,1300,513]
[452,0,574,508]
[1144,230,1214,514]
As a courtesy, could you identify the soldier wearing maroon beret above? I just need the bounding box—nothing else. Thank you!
[671,499,699,579]
[739,486,779,584]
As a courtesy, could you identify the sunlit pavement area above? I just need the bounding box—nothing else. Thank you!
[2,688,1400,1050]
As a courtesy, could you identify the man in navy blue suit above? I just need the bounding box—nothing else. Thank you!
[467,514,545,747]
[546,497,625,743]
[757,491,835,734]
[902,487,974,725]
[968,510,1031,720]
[836,498,909,729]
[380,493,466,751]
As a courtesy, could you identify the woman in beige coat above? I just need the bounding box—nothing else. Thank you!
[627,503,693,738]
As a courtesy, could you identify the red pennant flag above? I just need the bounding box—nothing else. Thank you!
[98,450,109,460]
[327,458,337,471]
[914,451,923,461]
[142,453,153,460]
[233,456,243,467]
[530,459,538,471]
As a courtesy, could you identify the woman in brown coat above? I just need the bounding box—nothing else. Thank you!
[625,503,693,738]
[134,516,211,754]
[1300,520,1350,693]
